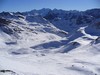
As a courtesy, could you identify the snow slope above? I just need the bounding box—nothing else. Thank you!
[0,43,100,75]
[0,9,100,75]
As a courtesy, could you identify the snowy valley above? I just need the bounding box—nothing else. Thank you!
[0,8,100,75]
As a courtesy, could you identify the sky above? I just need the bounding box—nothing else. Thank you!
[0,0,100,12]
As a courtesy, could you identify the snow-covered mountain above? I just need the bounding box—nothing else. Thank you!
[0,8,100,75]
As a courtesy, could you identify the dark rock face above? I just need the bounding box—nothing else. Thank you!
[0,26,14,34]
[0,18,11,25]
[0,70,18,75]
[0,12,12,17]
[95,21,100,29]
[85,9,100,19]
[44,11,58,20]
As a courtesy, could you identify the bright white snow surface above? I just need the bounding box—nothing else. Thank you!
[0,43,100,75]
[0,10,100,75]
